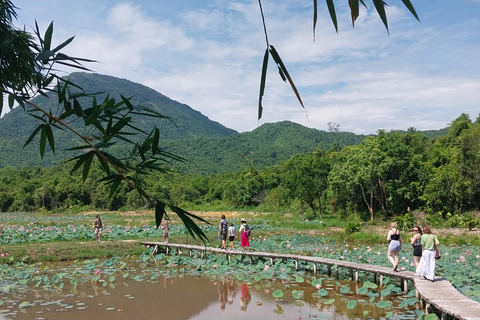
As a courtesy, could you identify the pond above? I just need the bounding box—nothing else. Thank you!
[0,255,426,320]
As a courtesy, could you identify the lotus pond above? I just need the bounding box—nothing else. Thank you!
[0,251,432,320]
[1,213,480,319]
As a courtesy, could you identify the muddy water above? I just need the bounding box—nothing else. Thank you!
[0,262,418,320]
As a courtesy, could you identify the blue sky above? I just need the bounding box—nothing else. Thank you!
[7,0,480,134]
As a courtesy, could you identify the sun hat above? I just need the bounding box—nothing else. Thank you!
[241,218,246,222]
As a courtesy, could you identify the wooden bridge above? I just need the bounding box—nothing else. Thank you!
[141,241,480,320]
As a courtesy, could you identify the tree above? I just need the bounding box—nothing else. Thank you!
[281,149,330,217]
[0,1,209,242]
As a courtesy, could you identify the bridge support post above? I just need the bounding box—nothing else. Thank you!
[270,258,273,265]
[166,247,169,256]
[189,250,192,257]
[295,260,298,271]
[151,245,159,262]
[227,254,231,263]
[354,270,359,282]
[313,263,317,276]
[379,275,383,287]
[401,279,408,294]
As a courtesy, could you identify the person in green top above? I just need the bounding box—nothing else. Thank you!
[415,226,440,281]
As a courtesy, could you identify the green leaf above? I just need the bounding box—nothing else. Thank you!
[155,201,166,229]
[346,300,357,310]
[258,48,269,120]
[425,314,439,320]
[402,0,420,21]
[44,124,55,153]
[82,152,94,182]
[152,127,160,155]
[295,276,304,283]
[40,125,47,158]
[349,0,359,26]
[326,0,338,33]
[170,205,209,242]
[340,286,350,294]
[268,45,305,109]
[24,124,43,148]
[372,0,389,33]
[312,0,318,40]
[52,36,75,53]
[272,289,284,298]
[317,288,329,297]
[380,288,391,297]
[324,299,335,304]
[43,22,54,50]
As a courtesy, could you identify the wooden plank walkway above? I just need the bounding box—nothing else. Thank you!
[142,241,480,320]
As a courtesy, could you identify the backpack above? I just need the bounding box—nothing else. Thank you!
[244,224,251,237]
[220,220,228,234]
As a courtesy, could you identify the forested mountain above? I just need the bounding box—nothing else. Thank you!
[0,72,449,174]
[167,121,368,174]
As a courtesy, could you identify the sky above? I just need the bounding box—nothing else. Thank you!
[6,0,480,134]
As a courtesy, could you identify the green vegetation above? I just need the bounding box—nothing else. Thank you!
[1,114,479,226]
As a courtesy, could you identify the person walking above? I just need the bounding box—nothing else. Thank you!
[94,215,103,242]
[218,214,228,250]
[410,226,423,269]
[387,222,402,271]
[160,217,170,243]
[239,218,250,251]
[416,226,440,281]
[228,223,235,250]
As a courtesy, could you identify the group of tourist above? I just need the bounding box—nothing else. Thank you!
[218,215,251,251]
[387,222,440,281]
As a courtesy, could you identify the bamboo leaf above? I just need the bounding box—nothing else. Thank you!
[170,205,208,242]
[44,124,55,153]
[43,22,54,51]
[40,126,47,158]
[349,0,359,27]
[258,48,269,120]
[155,201,166,229]
[313,0,318,40]
[268,45,305,109]
[372,0,389,33]
[152,128,160,155]
[52,36,75,53]
[24,125,43,148]
[82,152,94,182]
[326,0,338,33]
[402,0,420,21]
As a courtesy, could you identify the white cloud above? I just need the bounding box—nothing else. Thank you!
[4,0,480,135]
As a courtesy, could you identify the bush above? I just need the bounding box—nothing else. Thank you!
[344,220,362,233]
[393,213,416,231]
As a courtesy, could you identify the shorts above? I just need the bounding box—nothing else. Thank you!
[229,236,235,242]
[95,228,102,235]
[388,240,401,252]
[220,233,227,241]
[413,245,422,257]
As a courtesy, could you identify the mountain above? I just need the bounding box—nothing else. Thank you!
[166,121,369,174]
[0,72,449,174]
[0,72,236,168]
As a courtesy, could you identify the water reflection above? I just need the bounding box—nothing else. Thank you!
[1,260,420,320]
[239,283,251,311]
[217,278,236,310]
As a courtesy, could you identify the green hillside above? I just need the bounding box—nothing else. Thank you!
[0,72,449,173]
[0,72,236,167]
[167,121,369,174]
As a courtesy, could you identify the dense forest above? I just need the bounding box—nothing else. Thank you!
[1,113,479,227]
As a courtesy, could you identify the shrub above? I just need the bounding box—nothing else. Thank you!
[393,213,416,231]
[344,220,362,233]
